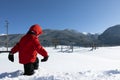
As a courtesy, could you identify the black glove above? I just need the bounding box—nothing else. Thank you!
[41,56,49,62]
[8,53,14,62]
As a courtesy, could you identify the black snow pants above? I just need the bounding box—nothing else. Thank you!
[23,57,39,75]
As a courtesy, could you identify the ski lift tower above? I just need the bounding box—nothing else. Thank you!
[5,20,9,51]
[0,20,10,53]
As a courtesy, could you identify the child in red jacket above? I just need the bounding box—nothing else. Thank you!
[8,24,49,75]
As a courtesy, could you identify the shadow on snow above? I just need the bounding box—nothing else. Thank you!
[0,70,22,79]
[103,69,120,76]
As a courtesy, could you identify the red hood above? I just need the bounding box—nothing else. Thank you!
[29,24,43,35]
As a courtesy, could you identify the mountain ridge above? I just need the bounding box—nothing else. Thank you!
[1,24,120,47]
[0,29,99,47]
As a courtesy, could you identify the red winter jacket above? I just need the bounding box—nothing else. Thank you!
[11,24,48,64]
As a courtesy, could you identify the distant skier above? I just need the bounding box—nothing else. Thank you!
[8,24,49,76]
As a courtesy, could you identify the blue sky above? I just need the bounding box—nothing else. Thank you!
[0,0,120,34]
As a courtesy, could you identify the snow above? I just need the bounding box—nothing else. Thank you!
[0,46,120,80]
[0,34,7,36]
[82,32,88,35]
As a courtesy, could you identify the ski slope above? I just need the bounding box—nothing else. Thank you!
[0,46,120,80]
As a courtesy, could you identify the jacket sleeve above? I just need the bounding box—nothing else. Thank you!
[11,43,19,54]
[33,38,48,57]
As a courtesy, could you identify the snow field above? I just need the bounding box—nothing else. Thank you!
[0,46,120,80]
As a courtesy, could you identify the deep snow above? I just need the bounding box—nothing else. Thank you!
[0,46,120,80]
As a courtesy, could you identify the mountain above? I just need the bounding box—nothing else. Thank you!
[0,34,24,47]
[0,29,99,47]
[37,29,99,47]
[2,24,120,47]
[98,25,120,45]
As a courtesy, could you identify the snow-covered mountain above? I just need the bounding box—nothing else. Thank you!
[0,46,120,80]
